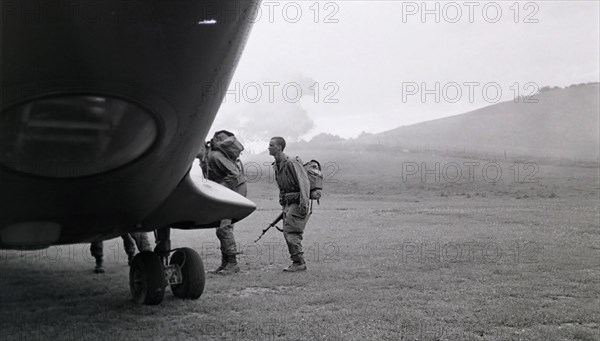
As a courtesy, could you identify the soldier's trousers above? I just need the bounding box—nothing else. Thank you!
[282,203,309,264]
[90,241,103,261]
[90,232,152,260]
[122,232,152,255]
[216,219,237,262]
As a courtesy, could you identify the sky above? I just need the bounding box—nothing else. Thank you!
[208,1,600,152]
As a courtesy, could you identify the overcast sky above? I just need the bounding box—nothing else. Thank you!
[209,1,600,151]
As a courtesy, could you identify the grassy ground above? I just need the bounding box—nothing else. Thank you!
[1,150,598,341]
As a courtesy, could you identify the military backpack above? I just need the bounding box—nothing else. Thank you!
[302,159,323,203]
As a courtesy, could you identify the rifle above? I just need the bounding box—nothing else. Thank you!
[254,211,284,243]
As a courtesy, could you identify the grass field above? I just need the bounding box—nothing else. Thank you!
[1,150,598,341]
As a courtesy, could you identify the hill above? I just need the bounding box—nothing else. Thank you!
[358,83,599,160]
[298,83,599,162]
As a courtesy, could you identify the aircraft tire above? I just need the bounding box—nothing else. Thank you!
[170,247,205,299]
[129,251,166,305]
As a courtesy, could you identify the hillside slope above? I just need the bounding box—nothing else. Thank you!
[357,83,599,160]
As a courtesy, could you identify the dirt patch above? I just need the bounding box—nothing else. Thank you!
[227,286,298,298]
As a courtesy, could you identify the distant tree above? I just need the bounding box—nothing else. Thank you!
[567,83,589,88]
[539,85,562,93]
[309,133,345,144]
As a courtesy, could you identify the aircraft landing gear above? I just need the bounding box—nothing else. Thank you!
[169,247,205,299]
[128,227,205,305]
[129,251,166,305]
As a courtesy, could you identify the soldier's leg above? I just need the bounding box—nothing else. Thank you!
[214,219,239,274]
[130,232,152,252]
[284,231,304,264]
[90,241,105,273]
[121,234,136,264]
[209,220,230,273]
[216,219,238,262]
[90,241,103,260]
[282,204,308,271]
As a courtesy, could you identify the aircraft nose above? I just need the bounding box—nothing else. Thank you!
[142,162,257,230]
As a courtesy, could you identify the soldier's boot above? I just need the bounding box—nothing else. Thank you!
[219,254,240,275]
[94,258,105,274]
[208,254,228,273]
[219,262,240,275]
[283,263,306,272]
[284,253,306,272]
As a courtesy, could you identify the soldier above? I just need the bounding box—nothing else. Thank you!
[268,136,310,272]
[91,232,152,273]
[201,130,247,274]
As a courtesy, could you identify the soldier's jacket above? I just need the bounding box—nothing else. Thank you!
[272,154,310,209]
[207,149,245,193]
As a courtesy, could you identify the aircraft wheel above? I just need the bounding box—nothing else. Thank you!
[129,251,166,305]
[170,247,205,299]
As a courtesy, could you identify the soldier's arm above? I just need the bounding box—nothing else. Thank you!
[213,153,241,190]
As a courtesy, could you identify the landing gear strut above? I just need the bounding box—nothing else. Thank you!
[129,227,205,305]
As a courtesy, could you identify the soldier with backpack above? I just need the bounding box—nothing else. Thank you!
[200,130,247,274]
[268,136,311,272]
